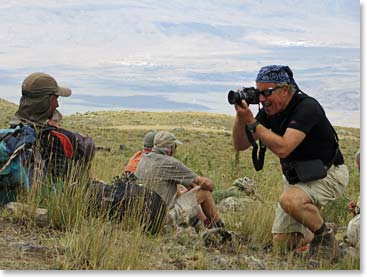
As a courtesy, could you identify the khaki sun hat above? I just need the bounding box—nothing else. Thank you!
[22,72,72,98]
[154,131,182,148]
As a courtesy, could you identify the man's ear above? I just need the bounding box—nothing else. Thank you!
[282,85,290,97]
[169,145,175,156]
[170,145,176,156]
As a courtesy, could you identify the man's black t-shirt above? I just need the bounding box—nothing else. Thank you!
[256,93,344,168]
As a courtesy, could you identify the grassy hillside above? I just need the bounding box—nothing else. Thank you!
[0,98,17,127]
[0,98,360,270]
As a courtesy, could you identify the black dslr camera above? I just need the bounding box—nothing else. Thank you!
[227,87,259,105]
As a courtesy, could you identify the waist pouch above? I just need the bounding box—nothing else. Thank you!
[282,159,328,184]
[293,159,328,183]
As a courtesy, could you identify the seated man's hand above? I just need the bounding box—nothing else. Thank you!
[348,200,358,216]
[189,183,199,190]
[177,185,188,197]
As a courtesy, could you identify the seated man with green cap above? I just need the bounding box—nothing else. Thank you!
[9,72,95,185]
[124,131,157,175]
[135,130,224,229]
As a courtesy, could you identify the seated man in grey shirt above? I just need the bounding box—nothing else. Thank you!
[135,131,223,229]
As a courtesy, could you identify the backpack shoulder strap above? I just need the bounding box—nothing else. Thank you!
[0,125,36,174]
[50,130,74,158]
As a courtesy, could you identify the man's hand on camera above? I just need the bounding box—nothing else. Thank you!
[235,100,256,125]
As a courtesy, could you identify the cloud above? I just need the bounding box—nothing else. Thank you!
[0,1,360,127]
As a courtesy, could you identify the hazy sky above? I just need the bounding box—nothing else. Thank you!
[0,0,361,127]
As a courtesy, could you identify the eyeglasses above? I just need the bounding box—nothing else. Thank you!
[259,86,286,97]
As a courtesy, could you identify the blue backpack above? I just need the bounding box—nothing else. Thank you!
[0,125,36,192]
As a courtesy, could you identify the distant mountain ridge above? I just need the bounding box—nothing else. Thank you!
[0,97,360,131]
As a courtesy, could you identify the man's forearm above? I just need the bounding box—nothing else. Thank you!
[241,121,306,159]
[232,116,252,151]
[233,116,287,157]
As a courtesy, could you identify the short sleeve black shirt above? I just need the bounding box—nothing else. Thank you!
[256,93,343,167]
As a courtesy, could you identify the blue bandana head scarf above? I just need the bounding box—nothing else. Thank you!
[256,65,299,91]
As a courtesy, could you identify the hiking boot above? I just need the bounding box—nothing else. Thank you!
[202,228,233,247]
[206,219,225,229]
[308,228,340,262]
[188,216,205,233]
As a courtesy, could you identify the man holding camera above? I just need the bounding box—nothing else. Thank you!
[231,65,348,261]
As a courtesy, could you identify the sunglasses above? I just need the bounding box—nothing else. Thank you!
[258,86,286,97]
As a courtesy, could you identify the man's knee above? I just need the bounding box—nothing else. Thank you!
[195,189,212,203]
[279,192,298,214]
[279,188,310,214]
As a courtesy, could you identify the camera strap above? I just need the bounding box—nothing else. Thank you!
[245,126,266,171]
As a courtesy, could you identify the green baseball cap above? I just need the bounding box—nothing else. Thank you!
[154,131,182,148]
[143,131,157,148]
[22,72,72,98]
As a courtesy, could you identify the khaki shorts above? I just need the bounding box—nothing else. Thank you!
[168,190,200,225]
[272,164,349,236]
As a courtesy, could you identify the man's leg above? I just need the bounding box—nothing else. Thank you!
[272,198,312,251]
[195,189,221,224]
[279,165,348,239]
[275,186,338,256]
[278,186,324,232]
[273,229,314,251]
[195,206,207,221]
[276,165,349,259]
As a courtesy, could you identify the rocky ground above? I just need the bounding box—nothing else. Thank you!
[0,177,360,270]
[0,217,60,269]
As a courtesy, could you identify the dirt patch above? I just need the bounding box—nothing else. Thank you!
[0,217,60,269]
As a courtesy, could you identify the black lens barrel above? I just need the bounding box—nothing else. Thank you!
[228,90,239,105]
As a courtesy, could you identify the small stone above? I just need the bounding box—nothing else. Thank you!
[212,255,228,266]
[341,246,359,260]
[338,130,352,136]
[231,177,261,199]
[95,145,111,151]
[218,196,253,212]
[5,202,48,225]
[242,255,265,270]
[9,241,46,252]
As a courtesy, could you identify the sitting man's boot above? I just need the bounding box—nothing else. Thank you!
[205,218,225,229]
[308,228,340,262]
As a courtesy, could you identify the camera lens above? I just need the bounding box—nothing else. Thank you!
[228,90,240,105]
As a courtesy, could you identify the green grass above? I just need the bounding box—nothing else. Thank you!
[0,100,360,270]
[0,98,17,127]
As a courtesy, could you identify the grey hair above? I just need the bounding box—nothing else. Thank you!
[277,82,297,94]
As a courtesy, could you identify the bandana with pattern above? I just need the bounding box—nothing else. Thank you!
[256,65,299,90]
